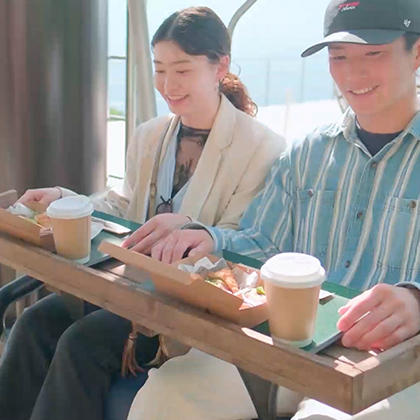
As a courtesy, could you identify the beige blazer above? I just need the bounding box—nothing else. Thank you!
[64,95,286,229]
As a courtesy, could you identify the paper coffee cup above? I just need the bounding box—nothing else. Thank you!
[47,196,94,264]
[261,253,325,348]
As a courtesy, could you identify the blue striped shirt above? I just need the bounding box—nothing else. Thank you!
[209,109,420,291]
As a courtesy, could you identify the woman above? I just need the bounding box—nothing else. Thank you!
[0,7,285,420]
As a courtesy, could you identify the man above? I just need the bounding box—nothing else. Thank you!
[127,0,420,419]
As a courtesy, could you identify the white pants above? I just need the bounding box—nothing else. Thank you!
[127,348,420,420]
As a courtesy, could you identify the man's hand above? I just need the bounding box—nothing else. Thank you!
[150,229,214,264]
[337,284,420,351]
[121,214,191,255]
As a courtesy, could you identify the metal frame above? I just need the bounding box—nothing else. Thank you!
[228,0,258,37]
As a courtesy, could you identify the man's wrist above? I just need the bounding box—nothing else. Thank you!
[180,222,217,253]
[397,283,420,303]
[206,226,223,254]
[408,287,420,307]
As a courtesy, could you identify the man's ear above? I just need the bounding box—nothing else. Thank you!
[413,38,420,73]
[216,55,230,82]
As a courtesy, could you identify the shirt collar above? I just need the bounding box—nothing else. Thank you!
[323,108,420,143]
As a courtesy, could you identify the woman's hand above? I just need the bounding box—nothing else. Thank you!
[150,229,214,264]
[17,187,62,206]
[337,284,420,351]
[121,214,192,255]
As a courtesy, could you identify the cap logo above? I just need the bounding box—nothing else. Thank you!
[339,2,360,12]
[404,19,412,28]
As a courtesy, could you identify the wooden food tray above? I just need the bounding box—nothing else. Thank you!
[0,190,54,250]
[98,241,267,327]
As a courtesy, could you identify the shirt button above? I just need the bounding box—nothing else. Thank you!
[308,189,314,198]
[410,201,417,209]
[345,260,351,268]
[371,161,378,169]
[357,211,364,219]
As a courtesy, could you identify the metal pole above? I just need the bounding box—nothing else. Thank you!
[228,0,258,37]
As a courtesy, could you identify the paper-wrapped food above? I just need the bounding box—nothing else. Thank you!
[8,203,51,228]
[178,257,266,308]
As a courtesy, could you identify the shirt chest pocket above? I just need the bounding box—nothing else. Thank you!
[295,189,338,259]
[375,196,420,274]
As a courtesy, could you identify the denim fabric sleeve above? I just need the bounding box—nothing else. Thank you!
[396,282,420,292]
[208,152,294,261]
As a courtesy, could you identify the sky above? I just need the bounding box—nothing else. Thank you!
[109,0,331,59]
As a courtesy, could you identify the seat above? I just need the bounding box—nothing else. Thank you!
[0,275,44,333]
[104,372,149,420]
[104,370,291,420]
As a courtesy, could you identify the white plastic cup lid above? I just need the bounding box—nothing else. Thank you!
[261,253,325,289]
[46,196,94,220]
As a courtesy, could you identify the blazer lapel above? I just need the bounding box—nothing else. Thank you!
[134,115,180,221]
[158,116,181,166]
[180,95,237,220]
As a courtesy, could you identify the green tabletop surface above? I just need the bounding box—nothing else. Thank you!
[90,214,360,352]
[87,211,141,267]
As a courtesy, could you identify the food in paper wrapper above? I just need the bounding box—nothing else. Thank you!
[34,213,52,228]
[178,257,228,274]
[205,277,232,293]
[244,287,266,303]
[7,203,51,228]
[206,269,239,293]
[178,257,266,308]
[8,203,35,218]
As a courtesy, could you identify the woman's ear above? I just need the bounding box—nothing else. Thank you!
[216,55,230,82]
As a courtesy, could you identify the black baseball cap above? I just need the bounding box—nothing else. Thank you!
[302,0,420,57]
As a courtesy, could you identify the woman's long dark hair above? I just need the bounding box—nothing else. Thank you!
[152,7,257,117]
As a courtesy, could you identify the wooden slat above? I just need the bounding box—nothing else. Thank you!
[0,232,359,414]
[105,260,153,284]
[0,192,54,250]
[98,241,197,285]
[103,262,158,337]
[99,241,267,327]
[0,190,18,208]
[0,263,16,287]
[0,212,41,246]
[321,344,378,366]
[352,334,420,413]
